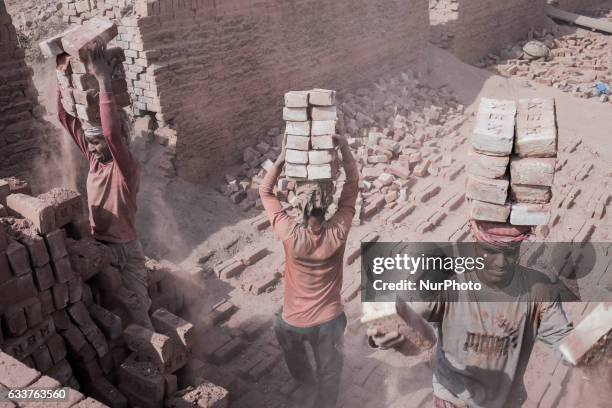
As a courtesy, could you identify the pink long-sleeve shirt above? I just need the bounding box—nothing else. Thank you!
[57,87,140,243]
[259,164,359,328]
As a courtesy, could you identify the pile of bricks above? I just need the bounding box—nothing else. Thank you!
[0,177,228,407]
[60,0,132,25]
[487,28,612,104]
[467,97,557,225]
[40,17,130,127]
[284,89,339,181]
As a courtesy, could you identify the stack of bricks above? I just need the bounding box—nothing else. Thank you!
[1,176,224,407]
[0,2,46,180]
[39,17,131,128]
[467,97,557,225]
[509,98,557,225]
[60,0,133,25]
[284,89,339,181]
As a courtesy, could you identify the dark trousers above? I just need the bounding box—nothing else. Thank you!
[274,313,347,408]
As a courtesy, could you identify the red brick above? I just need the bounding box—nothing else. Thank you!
[67,301,94,328]
[46,334,67,364]
[66,238,111,281]
[51,256,75,283]
[81,323,110,358]
[62,324,88,354]
[18,235,50,268]
[52,283,69,309]
[32,263,54,291]
[3,306,27,336]
[212,337,246,364]
[52,309,71,332]
[46,359,73,385]
[24,298,43,327]
[118,355,165,405]
[82,376,128,408]
[0,274,37,310]
[6,194,56,234]
[6,240,32,276]
[89,303,122,340]
[2,318,55,362]
[0,251,11,285]
[39,290,55,316]
[214,259,245,280]
[68,277,84,303]
[43,230,68,261]
[61,17,118,60]
[31,345,54,373]
[239,245,269,266]
[151,308,195,350]
[0,352,41,387]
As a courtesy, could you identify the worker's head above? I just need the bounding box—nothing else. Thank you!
[295,181,335,229]
[84,127,112,163]
[470,220,531,288]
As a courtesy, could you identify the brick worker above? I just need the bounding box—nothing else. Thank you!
[259,134,360,408]
[368,220,574,408]
[55,42,153,330]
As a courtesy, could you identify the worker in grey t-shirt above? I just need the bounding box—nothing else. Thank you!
[368,221,574,408]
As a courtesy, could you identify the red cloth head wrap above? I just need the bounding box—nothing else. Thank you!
[469,220,531,250]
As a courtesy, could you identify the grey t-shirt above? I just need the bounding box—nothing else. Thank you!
[409,267,574,408]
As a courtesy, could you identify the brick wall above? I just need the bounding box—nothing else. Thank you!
[452,0,547,62]
[126,0,429,182]
[553,0,606,12]
[0,1,45,179]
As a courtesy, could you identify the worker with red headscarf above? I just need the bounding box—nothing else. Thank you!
[368,220,574,408]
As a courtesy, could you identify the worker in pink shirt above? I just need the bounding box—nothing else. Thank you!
[56,42,153,330]
[259,134,360,408]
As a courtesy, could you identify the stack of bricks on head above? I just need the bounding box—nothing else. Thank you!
[467,97,557,225]
[39,16,131,127]
[284,89,339,181]
[0,178,228,408]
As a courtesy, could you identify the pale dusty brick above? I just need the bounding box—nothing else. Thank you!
[76,104,101,124]
[286,135,310,150]
[239,245,269,266]
[61,17,118,60]
[286,121,310,136]
[362,167,383,180]
[386,164,410,180]
[310,106,337,121]
[285,163,308,179]
[466,175,509,205]
[310,135,334,150]
[558,302,612,365]
[44,229,68,261]
[510,157,556,186]
[510,185,551,204]
[151,308,195,350]
[0,352,41,387]
[286,149,308,164]
[166,382,229,408]
[413,159,431,177]
[308,88,336,106]
[71,73,99,92]
[470,199,511,222]
[467,150,509,178]
[283,107,308,122]
[311,120,336,136]
[38,188,82,228]
[515,98,557,158]
[308,149,335,165]
[307,164,333,180]
[6,194,56,234]
[478,98,517,115]
[472,98,516,156]
[39,26,80,58]
[284,91,309,108]
[510,203,551,226]
[368,155,390,164]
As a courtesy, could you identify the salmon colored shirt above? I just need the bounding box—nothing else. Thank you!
[259,165,359,328]
[57,88,140,244]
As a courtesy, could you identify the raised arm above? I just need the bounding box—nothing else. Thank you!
[85,42,135,177]
[329,135,360,235]
[259,135,296,241]
[56,54,89,157]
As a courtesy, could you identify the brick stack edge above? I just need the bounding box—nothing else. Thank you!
[467,97,557,225]
[284,89,339,181]
[0,177,228,408]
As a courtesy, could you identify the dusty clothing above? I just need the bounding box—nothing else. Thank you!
[259,165,359,328]
[409,270,573,408]
[105,239,152,329]
[57,88,140,244]
[274,313,347,408]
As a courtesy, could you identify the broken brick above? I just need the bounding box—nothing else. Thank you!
[6,194,56,234]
